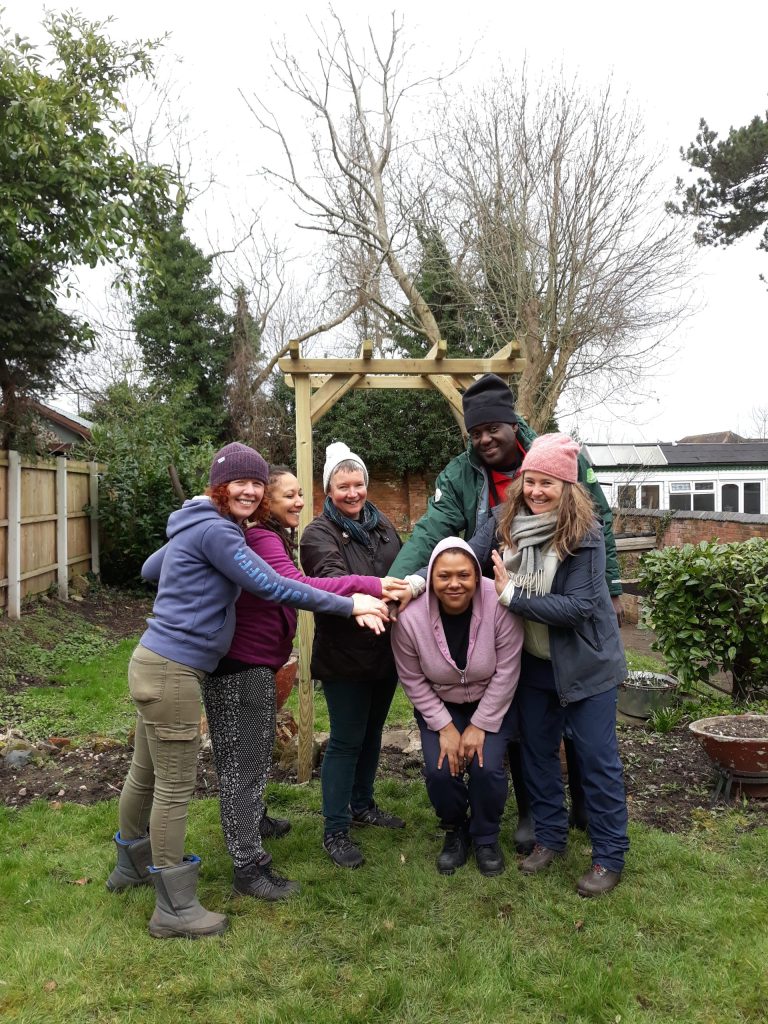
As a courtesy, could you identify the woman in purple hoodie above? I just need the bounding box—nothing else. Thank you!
[106,443,389,940]
[391,537,523,877]
[202,465,407,903]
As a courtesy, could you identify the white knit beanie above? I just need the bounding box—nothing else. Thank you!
[322,442,369,492]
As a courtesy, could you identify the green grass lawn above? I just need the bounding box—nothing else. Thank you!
[1,786,767,1024]
[2,611,767,1022]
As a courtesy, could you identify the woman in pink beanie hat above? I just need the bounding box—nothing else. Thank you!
[482,432,629,897]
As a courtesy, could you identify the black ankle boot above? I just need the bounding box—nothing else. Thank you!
[437,823,469,875]
[474,841,505,877]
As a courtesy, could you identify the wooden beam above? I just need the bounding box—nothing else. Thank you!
[278,357,527,375]
[426,374,465,419]
[287,374,476,390]
[310,373,363,423]
[7,450,21,619]
[289,339,300,359]
[494,340,521,360]
[360,338,373,359]
[425,338,447,360]
[293,374,315,784]
[56,457,68,601]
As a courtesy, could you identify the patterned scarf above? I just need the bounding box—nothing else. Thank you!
[323,495,381,547]
[502,510,558,596]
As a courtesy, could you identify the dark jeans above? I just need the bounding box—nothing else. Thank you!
[517,685,629,873]
[416,701,518,846]
[320,675,398,834]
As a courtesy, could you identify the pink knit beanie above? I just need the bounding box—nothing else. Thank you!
[521,433,580,484]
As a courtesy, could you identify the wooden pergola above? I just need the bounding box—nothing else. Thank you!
[278,339,525,781]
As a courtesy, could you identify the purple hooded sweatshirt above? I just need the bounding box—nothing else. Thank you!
[391,536,523,733]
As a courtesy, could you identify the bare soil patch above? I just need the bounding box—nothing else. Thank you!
[2,590,767,833]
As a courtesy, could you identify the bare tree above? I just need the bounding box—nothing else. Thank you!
[430,71,693,430]
[242,11,455,353]
[750,405,768,440]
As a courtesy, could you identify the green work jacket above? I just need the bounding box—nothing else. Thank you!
[389,417,622,596]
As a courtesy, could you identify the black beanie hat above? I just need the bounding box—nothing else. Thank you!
[462,374,517,431]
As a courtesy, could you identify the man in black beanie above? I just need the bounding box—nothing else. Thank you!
[389,373,623,851]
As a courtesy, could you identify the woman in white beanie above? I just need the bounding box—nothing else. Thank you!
[300,442,405,868]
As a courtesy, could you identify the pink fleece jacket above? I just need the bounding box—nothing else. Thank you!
[391,536,523,733]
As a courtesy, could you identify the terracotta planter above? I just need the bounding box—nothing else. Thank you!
[275,656,298,711]
[618,672,678,719]
[689,714,768,784]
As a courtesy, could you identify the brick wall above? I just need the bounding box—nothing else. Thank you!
[614,507,768,547]
[310,471,436,531]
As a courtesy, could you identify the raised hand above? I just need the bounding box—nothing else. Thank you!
[491,549,510,597]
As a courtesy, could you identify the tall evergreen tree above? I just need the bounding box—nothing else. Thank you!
[0,11,171,447]
[133,210,231,444]
[670,111,768,259]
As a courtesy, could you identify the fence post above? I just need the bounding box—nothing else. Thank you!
[88,462,100,577]
[7,450,21,620]
[56,457,69,600]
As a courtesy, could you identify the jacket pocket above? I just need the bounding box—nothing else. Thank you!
[205,605,232,640]
[577,618,603,652]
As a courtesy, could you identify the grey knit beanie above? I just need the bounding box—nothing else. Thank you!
[209,442,269,487]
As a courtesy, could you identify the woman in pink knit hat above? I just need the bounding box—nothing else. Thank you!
[486,432,629,896]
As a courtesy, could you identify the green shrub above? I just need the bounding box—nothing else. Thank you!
[638,538,768,702]
[77,384,215,583]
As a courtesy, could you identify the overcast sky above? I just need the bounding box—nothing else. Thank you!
[5,0,768,442]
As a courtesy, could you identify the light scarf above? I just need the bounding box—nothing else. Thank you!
[502,510,558,596]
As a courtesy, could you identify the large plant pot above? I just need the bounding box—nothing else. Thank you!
[688,715,768,775]
[275,656,298,711]
[618,672,678,719]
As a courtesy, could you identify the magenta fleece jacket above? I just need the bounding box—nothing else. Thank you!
[226,525,382,670]
[391,536,523,733]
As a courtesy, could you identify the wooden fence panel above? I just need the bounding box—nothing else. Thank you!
[0,451,101,618]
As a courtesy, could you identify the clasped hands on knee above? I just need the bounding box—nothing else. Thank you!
[437,722,486,775]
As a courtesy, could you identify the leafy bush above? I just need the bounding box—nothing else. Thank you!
[78,384,214,583]
[639,538,768,701]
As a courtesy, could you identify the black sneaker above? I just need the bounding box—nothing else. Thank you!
[233,860,299,901]
[323,830,365,868]
[474,841,505,877]
[261,813,292,839]
[351,803,405,829]
[437,825,469,875]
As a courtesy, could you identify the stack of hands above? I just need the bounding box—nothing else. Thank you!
[351,576,412,634]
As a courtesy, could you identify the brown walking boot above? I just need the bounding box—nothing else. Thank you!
[519,844,563,875]
[576,863,622,897]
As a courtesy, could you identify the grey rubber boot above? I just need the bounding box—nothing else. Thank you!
[105,831,153,892]
[148,855,228,939]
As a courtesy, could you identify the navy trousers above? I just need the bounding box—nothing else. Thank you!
[416,701,519,846]
[516,685,629,873]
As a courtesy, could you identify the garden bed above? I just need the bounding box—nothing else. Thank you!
[2,589,767,834]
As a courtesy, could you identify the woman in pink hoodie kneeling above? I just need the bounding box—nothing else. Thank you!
[391,537,523,877]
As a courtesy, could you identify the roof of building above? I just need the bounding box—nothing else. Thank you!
[582,443,668,468]
[676,431,748,443]
[659,442,768,466]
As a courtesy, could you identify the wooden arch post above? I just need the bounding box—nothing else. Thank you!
[278,340,525,781]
